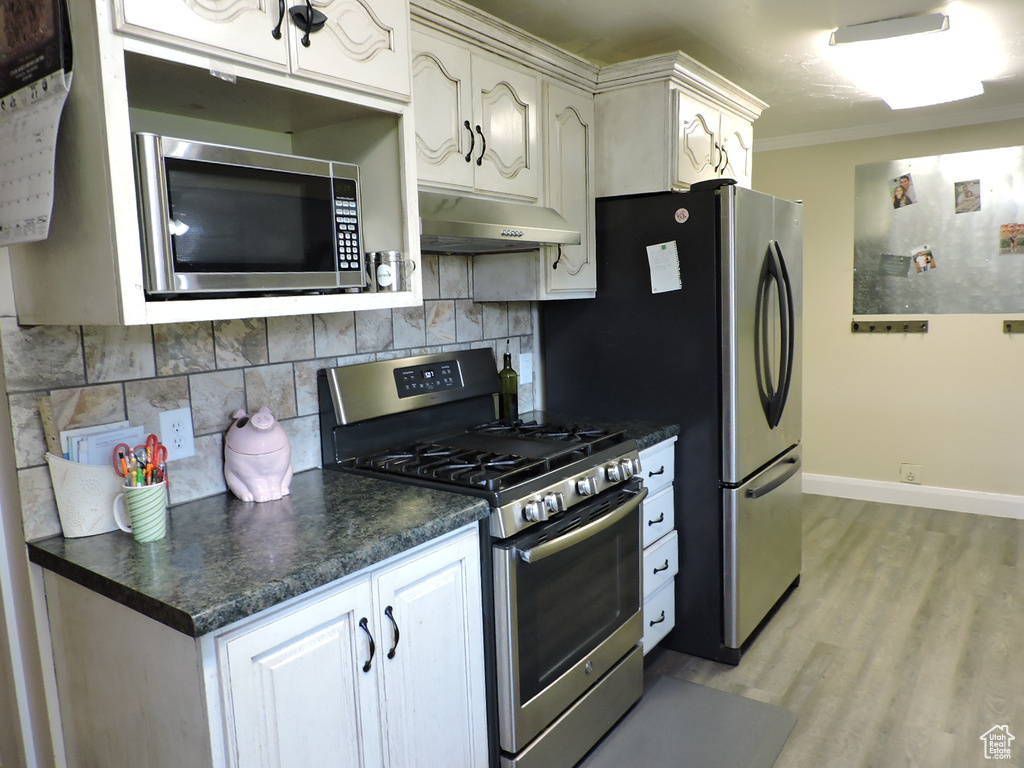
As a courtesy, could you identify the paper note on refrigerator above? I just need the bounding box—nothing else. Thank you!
[645,241,682,294]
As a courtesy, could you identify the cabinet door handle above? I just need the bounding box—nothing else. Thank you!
[474,125,486,166]
[358,617,376,673]
[463,120,475,163]
[647,513,665,526]
[653,560,669,574]
[290,0,327,47]
[648,466,665,477]
[271,0,285,39]
[649,610,666,627]
[384,605,400,660]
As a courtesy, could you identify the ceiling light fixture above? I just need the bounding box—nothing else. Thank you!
[827,12,984,110]
[829,13,949,46]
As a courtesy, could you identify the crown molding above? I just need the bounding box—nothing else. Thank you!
[755,102,1024,152]
[410,0,599,92]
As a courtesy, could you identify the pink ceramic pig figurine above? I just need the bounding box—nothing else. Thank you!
[224,407,293,503]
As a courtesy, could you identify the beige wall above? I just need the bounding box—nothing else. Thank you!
[753,120,1024,498]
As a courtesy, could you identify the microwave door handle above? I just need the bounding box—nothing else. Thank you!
[519,487,648,564]
[135,134,175,293]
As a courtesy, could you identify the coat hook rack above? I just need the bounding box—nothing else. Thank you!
[850,320,928,334]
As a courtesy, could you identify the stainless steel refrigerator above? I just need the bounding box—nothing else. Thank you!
[540,180,803,664]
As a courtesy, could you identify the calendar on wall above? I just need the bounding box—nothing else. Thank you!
[0,0,72,247]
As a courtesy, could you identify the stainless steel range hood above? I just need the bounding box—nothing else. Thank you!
[419,190,581,255]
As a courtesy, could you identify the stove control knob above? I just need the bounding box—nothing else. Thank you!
[545,492,566,513]
[524,499,550,523]
[577,476,599,496]
[605,463,624,482]
[621,457,642,479]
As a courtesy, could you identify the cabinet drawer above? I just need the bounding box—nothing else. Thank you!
[643,578,675,654]
[643,530,678,598]
[642,485,675,548]
[639,439,675,496]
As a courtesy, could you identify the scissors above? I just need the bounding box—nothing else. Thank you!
[112,435,168,485]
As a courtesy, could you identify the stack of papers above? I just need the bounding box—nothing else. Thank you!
[60,422,146,466]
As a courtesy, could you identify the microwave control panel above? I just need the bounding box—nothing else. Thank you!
[333,177,362,275]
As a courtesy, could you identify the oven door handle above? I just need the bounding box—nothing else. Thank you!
[519,487,648,564]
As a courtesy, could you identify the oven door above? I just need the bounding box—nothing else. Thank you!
[493,480,647,754]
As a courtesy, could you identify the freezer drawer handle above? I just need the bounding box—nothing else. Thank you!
[519,487,648,563]
[649,611,666,627]
[746,456,801,500]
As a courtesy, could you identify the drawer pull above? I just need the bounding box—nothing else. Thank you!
[649,610,666,627]
[384,605,400,660]
[648,466,665,477]
[358,617,376,673]
[647,513,665,526]
[653,559,669,574]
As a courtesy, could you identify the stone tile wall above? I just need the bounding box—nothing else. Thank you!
[1,255,538,541]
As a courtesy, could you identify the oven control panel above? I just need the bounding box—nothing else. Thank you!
[394,360,460,398]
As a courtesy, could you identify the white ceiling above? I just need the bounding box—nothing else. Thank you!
[454,0,1024,147]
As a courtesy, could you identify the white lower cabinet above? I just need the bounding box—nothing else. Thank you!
[214,523,488,768]
[42,523,487,768]
[639,437,678,654]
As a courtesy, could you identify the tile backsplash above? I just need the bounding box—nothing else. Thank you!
[1,255,538,541]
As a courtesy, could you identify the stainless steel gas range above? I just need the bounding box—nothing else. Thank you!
[319,349,646,768]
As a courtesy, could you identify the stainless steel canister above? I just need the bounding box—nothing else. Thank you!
[369,251,404,292]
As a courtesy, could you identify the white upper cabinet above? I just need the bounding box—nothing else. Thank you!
[676,91,756,189]
[595,52,766,196]
[8,0,421,326]
[412,29,539,200]
[114,0,412,100]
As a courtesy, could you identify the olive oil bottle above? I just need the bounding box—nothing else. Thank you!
[498,341,519,421]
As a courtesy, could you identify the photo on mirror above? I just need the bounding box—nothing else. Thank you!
[1000,223,1024,254]
[954,180,981,213]
[911,245,936,274]
[891,173,917,208]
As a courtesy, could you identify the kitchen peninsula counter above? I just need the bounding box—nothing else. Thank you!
[28,469,489,637]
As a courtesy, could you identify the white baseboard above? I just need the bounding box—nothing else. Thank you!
[803,473,1024,521]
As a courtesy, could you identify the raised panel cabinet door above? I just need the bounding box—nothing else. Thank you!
[470,55,539,200]
[674,91,722,188]
[411,32,475,190]
[115,0,290,68]
[290,0,412,99]
[543,83,596,296]
[374,527,487,768]
[219,578,384,768]
[718,110,755,188]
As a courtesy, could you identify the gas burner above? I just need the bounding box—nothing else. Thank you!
[471,419,615,445]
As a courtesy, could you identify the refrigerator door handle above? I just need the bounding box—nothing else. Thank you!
[746,455,801,499]
[755,240,796,429]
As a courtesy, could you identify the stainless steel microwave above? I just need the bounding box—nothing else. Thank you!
[134,133,366,296]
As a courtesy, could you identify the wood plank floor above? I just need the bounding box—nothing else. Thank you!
[644,494,1024,768]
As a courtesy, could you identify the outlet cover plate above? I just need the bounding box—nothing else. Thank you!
[899,463,922,484]
[158,407,196,461]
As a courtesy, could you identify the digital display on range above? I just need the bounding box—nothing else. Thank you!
[394,360,460,397]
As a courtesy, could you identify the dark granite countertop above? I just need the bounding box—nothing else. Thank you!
[27,417,675,640]
[28,469,488,638]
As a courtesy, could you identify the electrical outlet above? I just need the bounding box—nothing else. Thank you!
[899,463,922,484]
[158,407,196,461]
